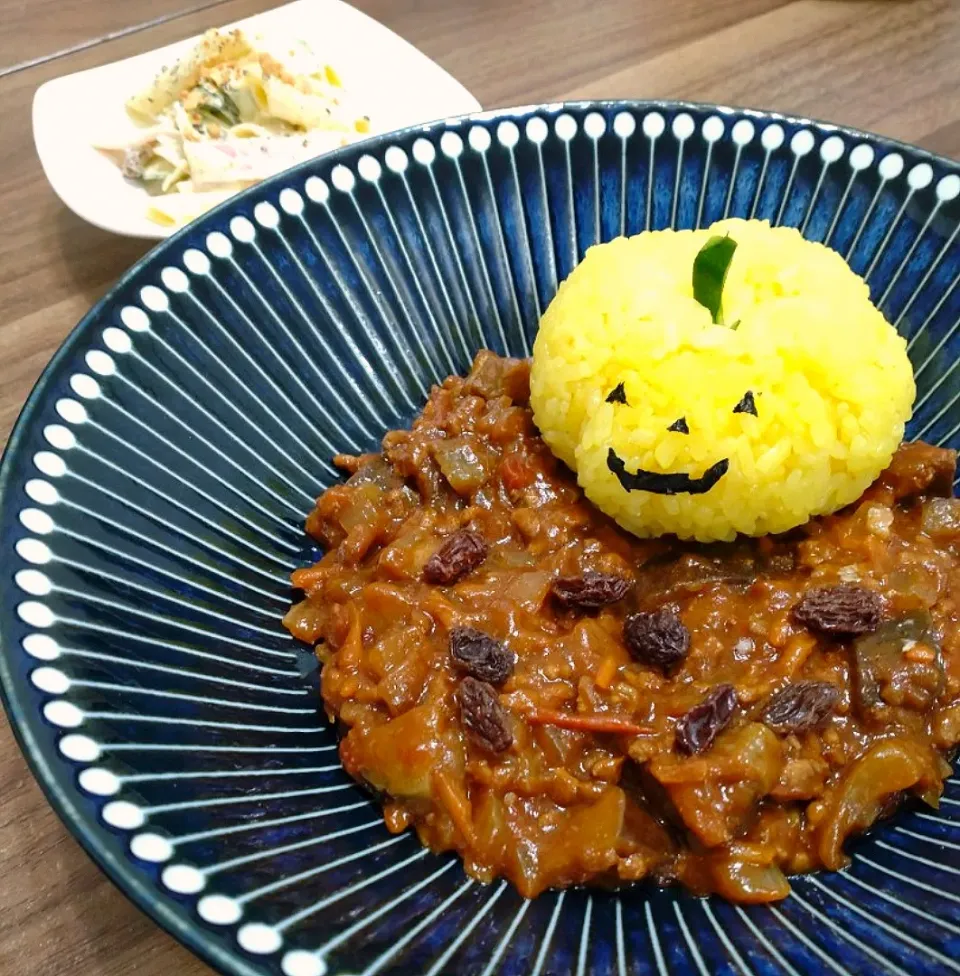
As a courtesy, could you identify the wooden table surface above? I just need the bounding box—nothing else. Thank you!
[1,0,959,972]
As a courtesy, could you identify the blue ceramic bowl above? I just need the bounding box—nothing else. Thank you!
[3,101,960,976]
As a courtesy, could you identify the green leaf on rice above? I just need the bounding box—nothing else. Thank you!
[693,234,737,325]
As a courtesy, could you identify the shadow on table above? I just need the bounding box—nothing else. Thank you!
[54,206,152,307]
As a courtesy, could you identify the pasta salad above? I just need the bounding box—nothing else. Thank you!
[97,28,371,227]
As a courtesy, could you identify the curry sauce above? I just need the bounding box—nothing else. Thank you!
[284,352,960,902]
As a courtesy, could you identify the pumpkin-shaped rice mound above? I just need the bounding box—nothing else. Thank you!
[530,218,915,542]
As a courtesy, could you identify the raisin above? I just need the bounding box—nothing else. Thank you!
[794,584,883,636]
[449,628,514,685]
[675,684,737,755]
[424,529,488,585]
[551,571,633,612]
[762,681,840,734]
[623,610,690,672]
[457,676,513,753]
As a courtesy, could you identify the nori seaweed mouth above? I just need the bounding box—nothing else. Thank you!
[607,448,730,496]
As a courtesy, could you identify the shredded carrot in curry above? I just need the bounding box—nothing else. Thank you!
[905,643,937,664]
[524,707,651,736]
[594,655,619,690]
[650,755,749,784]
[776,632,816,679]
[290,565,327,590]
[432,769,476,846]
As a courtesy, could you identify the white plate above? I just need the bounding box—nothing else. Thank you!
[32,0,481,239]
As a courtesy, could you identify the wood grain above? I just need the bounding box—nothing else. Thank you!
[357,0,791,109]
[562,0,960,148]
[0,1,958,974]
[0,0,231,75]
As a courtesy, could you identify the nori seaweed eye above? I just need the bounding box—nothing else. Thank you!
[606,382,628,405]
[733,391,758,416]
[667,417,689,434]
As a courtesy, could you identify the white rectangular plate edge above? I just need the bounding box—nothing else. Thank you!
[33,0,482,239]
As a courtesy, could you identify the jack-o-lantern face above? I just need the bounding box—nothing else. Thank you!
[572,345,791,540]
[529,219,915,542]
[604,385,762,495]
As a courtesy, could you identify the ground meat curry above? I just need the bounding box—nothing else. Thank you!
[284,352,960,902]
